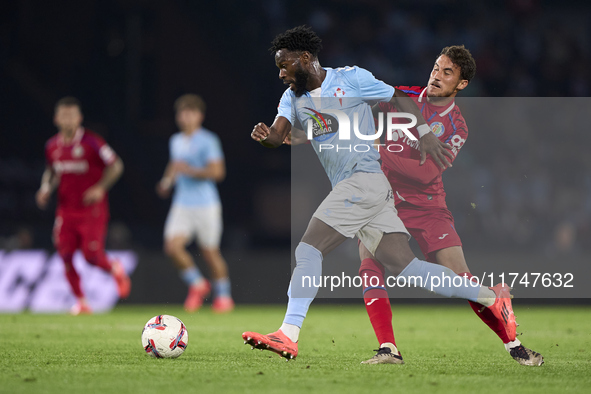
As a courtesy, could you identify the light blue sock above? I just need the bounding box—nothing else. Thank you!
[283,242,323,328]
[180,266,203,287]
[397,258,481,302]
[213,278,231,298]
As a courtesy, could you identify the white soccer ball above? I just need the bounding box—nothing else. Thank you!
[141,315,188,358]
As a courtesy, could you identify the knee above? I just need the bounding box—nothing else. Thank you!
[164,239,181,257]
[59,252,75,268]
[295,242,323,267]
[81,248,97,264]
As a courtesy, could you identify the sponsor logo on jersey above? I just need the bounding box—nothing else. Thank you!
[304,107,339,142]
[430,122,445,137]
[53,160,89,174]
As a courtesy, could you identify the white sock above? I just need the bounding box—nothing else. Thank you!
[380,342,399,354]
[476,287,496,307]
[280,323,300,343]
[504,338,522,352]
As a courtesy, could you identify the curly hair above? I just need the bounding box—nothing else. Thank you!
[270,25,323,57]
[439,45,476,82]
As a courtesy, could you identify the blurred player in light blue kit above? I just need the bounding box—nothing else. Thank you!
[157,94,233,313]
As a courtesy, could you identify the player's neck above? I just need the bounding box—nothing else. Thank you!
[306,63,326,91]
[59,127,78,143]
[426,95,454,107]
[181,124,201,135]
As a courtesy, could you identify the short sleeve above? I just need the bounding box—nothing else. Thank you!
[355,67,395,102]
[205,134,224,162]
[88,133,117,165]
[169,135,178,161]
[44,141,53,166]
[276,88,295,125]
[445,112,468,159]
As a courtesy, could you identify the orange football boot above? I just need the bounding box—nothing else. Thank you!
[242,329,298,360]
[488,283,517,341]
[111,260,131,299]
[184,280,211,312]
[212,296,234,313]
[70,299,92,315]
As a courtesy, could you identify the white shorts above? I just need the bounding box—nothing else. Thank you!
[164,204,223,248]
[312,172,409,255]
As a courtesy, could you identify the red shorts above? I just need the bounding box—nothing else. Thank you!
[396,202,462,263]
[53,208,109,256]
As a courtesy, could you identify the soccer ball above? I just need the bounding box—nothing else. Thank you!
[141,315,188,358]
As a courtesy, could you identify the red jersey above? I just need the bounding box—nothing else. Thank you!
[378,86,468,208]
[45,128,118,214]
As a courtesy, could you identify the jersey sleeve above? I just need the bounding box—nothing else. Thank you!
[276,88,295,125]
[355,67,395,102]
[88,133,117,165]
[381,153,442,185]
[444,111,468,159]
[44,140,53,166]
[377,101,395,114]
[205,134,224,162]
[382,110,469,183]
[168,135,177,161]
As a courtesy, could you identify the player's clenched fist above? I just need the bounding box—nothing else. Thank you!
[35,186,51,210]
[251,122,270,142]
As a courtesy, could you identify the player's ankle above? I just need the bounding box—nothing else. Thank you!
[280,323,300,343]
[504,339,521,352]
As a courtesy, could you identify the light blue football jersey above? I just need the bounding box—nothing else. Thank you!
[277,66,395,187]
[169,127,224,207]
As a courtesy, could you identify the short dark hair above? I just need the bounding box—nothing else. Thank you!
[270,25,323,57]
[174,94,206,114]
[55,96,81,113]
[439,45,476,82]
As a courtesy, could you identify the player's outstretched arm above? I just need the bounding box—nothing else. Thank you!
[35,166,58,210]
[388,90,453,169]
[251,116,291,148]
[381,153,442,185]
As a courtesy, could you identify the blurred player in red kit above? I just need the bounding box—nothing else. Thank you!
[36,97,130,315]
[358,46,543,366]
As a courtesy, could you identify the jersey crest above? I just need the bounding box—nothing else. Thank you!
[430,121,445,137]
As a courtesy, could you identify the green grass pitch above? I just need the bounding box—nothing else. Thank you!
[2,304,590,394]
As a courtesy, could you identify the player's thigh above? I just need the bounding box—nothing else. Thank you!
[374,232,416,276]
[309,172,389,255]
[401,207,463,267]
[194,204,223,250]
[164,205,195,249]
[301,217,347,255]
[358,240,375,261]
[53,215,80,256]
[358,195,410,257]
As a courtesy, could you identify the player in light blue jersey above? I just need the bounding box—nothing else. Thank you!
[157,94,233,313]
[243,26,515,361]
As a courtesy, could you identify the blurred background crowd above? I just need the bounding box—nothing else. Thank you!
[1,0,589,299]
